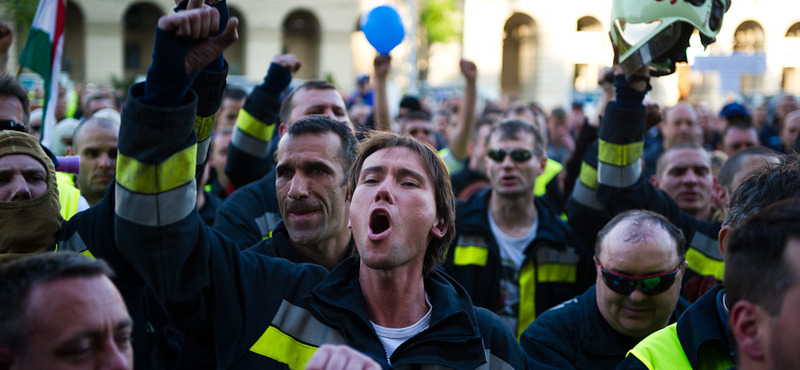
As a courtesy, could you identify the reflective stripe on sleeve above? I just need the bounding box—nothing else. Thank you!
[115,181,197,227]
[579,162,598,190]
[116,146,196,194]
[598,139,643,167]
[231,126,270,157]
[571,181,606,211]
[256,212,282,240]
[249,300,345,368]
[597,159,642,188]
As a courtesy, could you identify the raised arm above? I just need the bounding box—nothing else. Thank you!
[372,55,392,131]
[226,54,301,188]
[447,60,478,161]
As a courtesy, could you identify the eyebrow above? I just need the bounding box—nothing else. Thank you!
[60,318,134,345]
[360,166,385,177]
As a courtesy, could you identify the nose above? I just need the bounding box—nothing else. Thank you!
[628,288,647,303]
[374,180,394,204]
[288,174,310,200]
[8,175,32,201]
[322,107,338,121]
[99,340,132,370]
[98,152,113,169]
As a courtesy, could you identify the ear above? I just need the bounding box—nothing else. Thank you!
[718,225,733,259]
[278,122,289,137]
[729,301,767,363]
[538,155,548,173]
[430,216,447,239]
[467,141,475,157]
[650,174,660,188]
[65,146,74,156]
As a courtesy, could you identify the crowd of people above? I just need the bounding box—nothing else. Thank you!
[1,1,800,369]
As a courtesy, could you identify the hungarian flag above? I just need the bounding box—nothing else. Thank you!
[18,0,65,148]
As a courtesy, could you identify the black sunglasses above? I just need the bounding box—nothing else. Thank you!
[595,257,686,296]
[487,148,541,163]
[0,120,27,133]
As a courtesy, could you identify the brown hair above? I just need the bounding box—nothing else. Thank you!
[347,131,456,275]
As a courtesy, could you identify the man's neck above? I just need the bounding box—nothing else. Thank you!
[292,228,352,271]
[688,206,712,222]
[359,262,429,328]
[489,191,537,238]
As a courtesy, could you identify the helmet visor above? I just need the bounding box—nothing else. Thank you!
[614,20,684,77]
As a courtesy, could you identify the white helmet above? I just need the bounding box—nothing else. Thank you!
[610,0,731,77]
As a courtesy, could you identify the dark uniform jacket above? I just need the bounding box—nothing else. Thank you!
[443,188,593,336]
[520,285,690,370]
[113,78,529,370]
[213,170,280,249]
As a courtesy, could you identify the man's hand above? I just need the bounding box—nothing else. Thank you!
[273,54,302,76]
[644,102,662,130]
[460,59,477,82]
[305,345,382,370]
[374,55,391,80]
[157,0,238,74]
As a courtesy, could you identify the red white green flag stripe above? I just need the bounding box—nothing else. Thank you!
[18,0,65,148]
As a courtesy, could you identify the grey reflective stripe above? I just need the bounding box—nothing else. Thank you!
[689,231,723,260]
[536,246,580,265]
[231,127,269,157]
[597,159,642,188]
[256,212,281,238]
[115,182,197,227]
[196,137,211,164]
[472,349,515,370]
[271,300,346,345]
[571,181,606,211]
[58,232,88,252]
[456,234,489,249]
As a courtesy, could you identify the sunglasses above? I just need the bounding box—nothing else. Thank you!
[487,148,541,163]
[0,120,27,133]
[595,257,686,296]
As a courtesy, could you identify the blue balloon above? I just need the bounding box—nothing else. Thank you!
[360,5,405,55]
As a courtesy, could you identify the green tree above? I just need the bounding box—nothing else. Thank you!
[418,0,461,81]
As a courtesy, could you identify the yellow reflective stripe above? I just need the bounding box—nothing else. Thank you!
[537,264,577,283]
[249,326,317,370]
[116,146,196,194]
[598,139,643,167]
[534,158,562,197]
[261,230,274,240]
[579,162,598,189]
[517,262,535,339]
[236,109,276,142]
[452,246,489,266]
[81,249,95,260]
[194,114,216,142]
[686,248,725,281]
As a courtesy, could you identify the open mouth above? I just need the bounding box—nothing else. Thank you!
[370,211,390,234]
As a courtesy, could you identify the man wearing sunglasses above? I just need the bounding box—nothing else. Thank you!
[618,158,800,370]
[520,210,690,370]
[443,119,592,338]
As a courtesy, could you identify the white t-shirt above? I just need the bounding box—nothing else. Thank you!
[370,294,432,363]
[488,209,538,333]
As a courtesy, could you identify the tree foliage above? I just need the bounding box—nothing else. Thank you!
[419,0,461,45]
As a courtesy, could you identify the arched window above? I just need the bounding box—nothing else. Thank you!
[502,13,537,100]
[282,10,320,80]
[733,21,765,54]
[63,1,86,82]
[123,3,163,77]
[576,16,602,32]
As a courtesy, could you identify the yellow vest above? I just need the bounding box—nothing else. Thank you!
[627,323,733,370]
[56,172,82,221]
